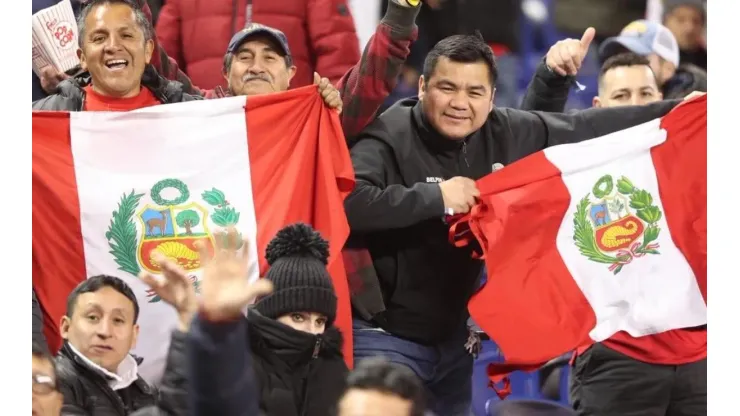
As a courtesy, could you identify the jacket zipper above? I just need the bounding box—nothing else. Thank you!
[298,338,322,416]
[311,338,321,359]
[461,140,470,168]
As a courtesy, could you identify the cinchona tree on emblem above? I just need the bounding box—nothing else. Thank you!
[573,175,663,274]
[105,179,242,302]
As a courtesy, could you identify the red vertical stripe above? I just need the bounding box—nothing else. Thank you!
[467,151,597,380]
[245,86,356,366]
[32,112,87,353]
[651,96,707,303]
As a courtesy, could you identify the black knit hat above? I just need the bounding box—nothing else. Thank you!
[255,223,337,326]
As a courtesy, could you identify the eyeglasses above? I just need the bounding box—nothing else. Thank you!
[32,374,57,395]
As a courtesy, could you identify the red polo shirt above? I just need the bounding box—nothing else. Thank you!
[575,327,706,365]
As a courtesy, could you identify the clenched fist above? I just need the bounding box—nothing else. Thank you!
[439,176,480,215]
[314,72,342,114]
[545,27,596,76]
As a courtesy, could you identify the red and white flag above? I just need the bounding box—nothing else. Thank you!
[453,96,707,384]
[32,87,355,382]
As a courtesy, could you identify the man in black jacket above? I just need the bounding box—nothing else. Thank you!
[344,33,682,415]
[56,275,190,415]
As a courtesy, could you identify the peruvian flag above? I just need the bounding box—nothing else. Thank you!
[32,86,355,382]
[454,96,707,385]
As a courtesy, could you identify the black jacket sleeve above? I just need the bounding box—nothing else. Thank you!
[519,59,573,112]
[344,137,445,232]
[155,330,188,416]
[32,289,48,352]
[497,99,682,159]
[187,316,259,416]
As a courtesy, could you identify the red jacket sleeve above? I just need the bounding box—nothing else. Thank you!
[306,0,362,85]
[154,0,185,70]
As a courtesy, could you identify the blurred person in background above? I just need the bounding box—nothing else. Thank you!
[554,0,647,43]
[338,357,427,416]
[154,0,360,91]
[567,52,707,416]
[55,275,191,415]
[662,0,706,70]
[599,20,680,88]
[33,341,63,416]
[344,32,684,416]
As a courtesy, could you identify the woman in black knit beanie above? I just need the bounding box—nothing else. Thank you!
[248,222,349,416]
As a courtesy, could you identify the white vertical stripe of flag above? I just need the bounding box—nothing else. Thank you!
[70,96,260,382]
[544,119,706,341]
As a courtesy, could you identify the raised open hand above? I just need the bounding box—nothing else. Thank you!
[139,253,198,331]
[197,228,273,322]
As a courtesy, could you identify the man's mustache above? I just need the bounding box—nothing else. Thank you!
[242,73,271,83]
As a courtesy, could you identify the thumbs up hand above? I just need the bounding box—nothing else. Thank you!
[545,27,596,76]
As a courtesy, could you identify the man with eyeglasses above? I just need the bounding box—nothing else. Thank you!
[33,340,63,416]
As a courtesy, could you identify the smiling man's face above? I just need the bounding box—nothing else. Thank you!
[78,2,154,98]
[225,35,296,96]
[418,57,494,140]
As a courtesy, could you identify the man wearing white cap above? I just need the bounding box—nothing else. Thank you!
[598,19,680,88]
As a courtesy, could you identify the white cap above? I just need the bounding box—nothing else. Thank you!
[599,20,680,67]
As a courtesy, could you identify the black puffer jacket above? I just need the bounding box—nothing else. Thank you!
[56,331,188,416]
[32,65,201,111]
[248,310,348,416]
[663,64,708,100]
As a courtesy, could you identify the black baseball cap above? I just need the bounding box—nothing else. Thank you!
[226,23,292,57]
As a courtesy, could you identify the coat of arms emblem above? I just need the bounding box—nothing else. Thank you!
[106,178,241,302]
[573,175,662,274]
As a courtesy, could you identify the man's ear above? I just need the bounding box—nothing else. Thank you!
[418,75,426,100]
[131,324,140,348]
[77,48,87,71]
[489,87,496,112]
[287,65,297,85]
[60,315,71,339]
[592,96,602,108]
[144,39,154,64]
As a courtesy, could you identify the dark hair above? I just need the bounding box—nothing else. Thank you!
[77,0,153,48]
[66,275,140,323]
[599,52,656,85]
[32,340,57,378]
[422,34,498,87]
[344,357,426,416]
